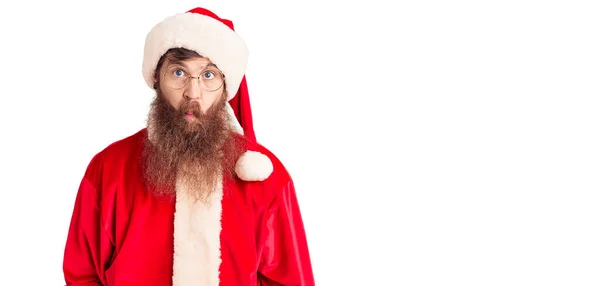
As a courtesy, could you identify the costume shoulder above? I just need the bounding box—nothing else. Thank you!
[83,128,147,180]
[233,139,297,209]
[234,137,292,187]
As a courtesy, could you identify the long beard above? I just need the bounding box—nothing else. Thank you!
[142,93,245,202]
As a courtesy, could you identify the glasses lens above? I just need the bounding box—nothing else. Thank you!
[164,67,188,89]
[199,68,224,91]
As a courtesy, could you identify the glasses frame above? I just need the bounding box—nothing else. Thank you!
[162,65,225,92]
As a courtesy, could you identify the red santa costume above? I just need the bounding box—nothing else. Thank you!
[62,7,315,286]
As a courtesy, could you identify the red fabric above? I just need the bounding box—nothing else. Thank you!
[63,129,314,286]
[185,7,257,143]
[186,7,235,30]
[228,76,256,143]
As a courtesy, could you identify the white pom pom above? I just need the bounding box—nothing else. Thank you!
[235,151,273,181]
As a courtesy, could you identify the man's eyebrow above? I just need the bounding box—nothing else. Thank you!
[201,63,217,70]
[166,61,217,70]
[165,60,187,69]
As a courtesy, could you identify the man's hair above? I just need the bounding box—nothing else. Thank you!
[153,48,203,89]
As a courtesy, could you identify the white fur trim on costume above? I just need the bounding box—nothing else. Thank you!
[235,151,273,181]
[172,176,223,286]
[143,12,249,101]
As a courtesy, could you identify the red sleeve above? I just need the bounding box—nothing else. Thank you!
[258,180,315,286]
[63,157,114,286]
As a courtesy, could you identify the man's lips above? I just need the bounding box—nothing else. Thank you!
[182,101,201,119]
[184,110,200,120]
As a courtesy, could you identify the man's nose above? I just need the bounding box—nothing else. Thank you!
[184,77,202,100]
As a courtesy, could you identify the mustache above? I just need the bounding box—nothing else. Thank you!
[180,100,202,117]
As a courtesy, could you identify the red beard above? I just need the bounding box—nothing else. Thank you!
[142,93,245,202]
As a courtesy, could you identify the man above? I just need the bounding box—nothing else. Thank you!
[62,7,315,286]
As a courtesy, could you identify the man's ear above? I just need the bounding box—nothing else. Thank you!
[153,72,159,89]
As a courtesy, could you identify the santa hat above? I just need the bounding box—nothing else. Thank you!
[143,7,272,181]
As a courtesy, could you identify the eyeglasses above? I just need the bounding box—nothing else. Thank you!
[162,65,224,91]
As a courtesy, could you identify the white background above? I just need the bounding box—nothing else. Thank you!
[0,0,599,285]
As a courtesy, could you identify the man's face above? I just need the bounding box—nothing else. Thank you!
[157,57,225,115]
[144,54,243,201]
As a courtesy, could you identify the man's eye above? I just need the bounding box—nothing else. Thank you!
[173,69,185,77]
[203,71,214,79]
